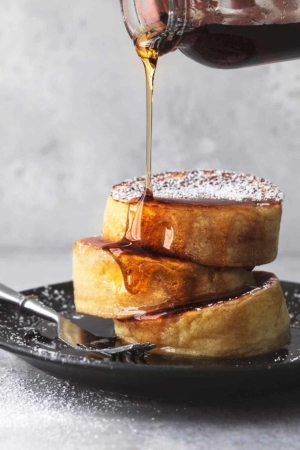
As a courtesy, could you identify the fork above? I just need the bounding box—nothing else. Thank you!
[0,282,155,356]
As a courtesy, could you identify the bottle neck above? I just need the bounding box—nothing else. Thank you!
[120,0,189,55]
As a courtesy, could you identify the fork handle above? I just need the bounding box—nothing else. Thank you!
[0,283,26,306]
[0,282,59,323]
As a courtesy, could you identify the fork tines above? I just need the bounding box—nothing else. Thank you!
[88,341,156,357]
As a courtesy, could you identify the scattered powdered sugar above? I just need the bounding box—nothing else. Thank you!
[111,170,284,204]
[287,288,300,327]
[0,280,300,450]
[0,351,185,450]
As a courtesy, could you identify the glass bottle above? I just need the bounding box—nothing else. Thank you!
[120,0,300,68]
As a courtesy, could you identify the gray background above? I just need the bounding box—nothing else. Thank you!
[0,0,299,281]
[1,3,300,449]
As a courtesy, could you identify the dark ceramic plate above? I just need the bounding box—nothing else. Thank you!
[0,281,300,399]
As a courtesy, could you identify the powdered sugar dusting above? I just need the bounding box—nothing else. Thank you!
[111,170,284,204]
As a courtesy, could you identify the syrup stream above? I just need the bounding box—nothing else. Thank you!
[135,35,158,194]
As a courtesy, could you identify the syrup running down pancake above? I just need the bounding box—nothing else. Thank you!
[102,170,283,267]
[73,236,255,319]
[114,272,290,358]
[73,170,289,359]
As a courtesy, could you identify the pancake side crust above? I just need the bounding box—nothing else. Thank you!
[114,272,290,358]
[102,195,282,267]
[73,237,255,319]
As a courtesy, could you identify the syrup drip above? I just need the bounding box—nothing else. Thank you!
[102,189,154,295]
[129,271,271,322]
[133,280,262,321]
[84,235,257,305]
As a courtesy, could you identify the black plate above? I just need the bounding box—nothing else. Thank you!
[1,280,300,399]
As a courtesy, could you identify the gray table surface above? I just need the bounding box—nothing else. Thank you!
[1,251,300,450]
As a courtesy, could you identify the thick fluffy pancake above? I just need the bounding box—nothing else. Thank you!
[102,170,282,267]
[114,272,290,358]
[73,237,255,319]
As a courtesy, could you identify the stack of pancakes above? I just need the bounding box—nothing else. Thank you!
[73,170,290,358]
